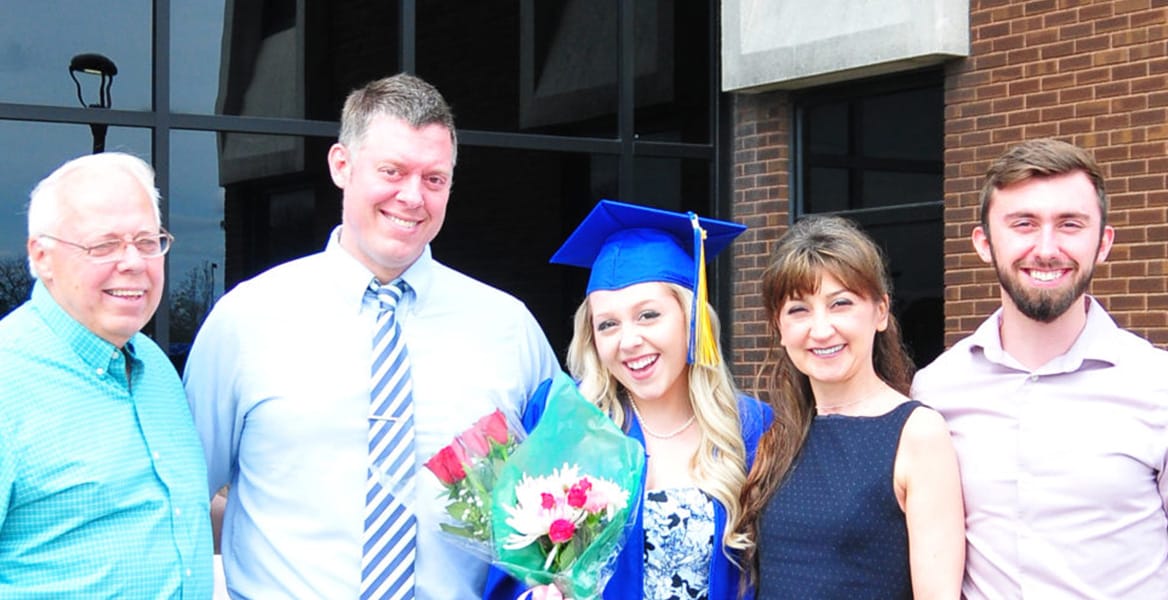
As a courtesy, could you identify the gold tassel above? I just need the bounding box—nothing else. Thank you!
[694,223,721,367]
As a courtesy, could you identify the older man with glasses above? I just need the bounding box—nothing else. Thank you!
[0,152,213,598]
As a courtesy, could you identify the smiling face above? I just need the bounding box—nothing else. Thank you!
[777,272,889,390]
[588,282,690,407]
[28,166,164,348]
[329,114,454,282]
[973,170,1114,323]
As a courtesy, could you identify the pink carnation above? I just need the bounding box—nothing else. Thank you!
[548,518,576,544]
[566,478,591,508]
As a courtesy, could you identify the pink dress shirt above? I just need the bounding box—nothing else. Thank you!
[912,297,1168,599]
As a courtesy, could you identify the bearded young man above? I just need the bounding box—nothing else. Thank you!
[912,138,1168,598]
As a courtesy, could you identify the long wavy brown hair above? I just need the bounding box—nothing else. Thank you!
[733,215,916,588]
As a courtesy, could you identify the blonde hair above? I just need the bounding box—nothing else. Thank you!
[566,283,750,554]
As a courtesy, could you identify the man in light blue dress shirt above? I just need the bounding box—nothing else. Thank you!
[183,73,560,598]
[0,152,213,598]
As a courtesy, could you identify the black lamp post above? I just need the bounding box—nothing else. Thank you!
[68,53,118,153]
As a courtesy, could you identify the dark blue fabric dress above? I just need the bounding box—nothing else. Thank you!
[757,401,923,600]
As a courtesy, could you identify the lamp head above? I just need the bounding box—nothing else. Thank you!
[68,53,118,110]
[69,53,118,77]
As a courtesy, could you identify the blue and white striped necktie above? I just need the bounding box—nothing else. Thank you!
[362,278,417,600]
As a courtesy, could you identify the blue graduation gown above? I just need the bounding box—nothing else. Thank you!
[482,378,772,600]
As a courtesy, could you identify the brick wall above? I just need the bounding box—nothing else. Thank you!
[728,92,792,388]
[946,0,1168,346]
[728,2,1168,391]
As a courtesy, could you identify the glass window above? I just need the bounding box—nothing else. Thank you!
[168,130,226,362]
[0,1,152,110]
[419,0,619,137]
[166,129,334,368]
[214,132,337,288]
[796,70,944,367]
[806,167,850,213]
[806,102,848,155]
[439,146,619,358]
[0,121,150,318]
[634,1,711,144]
[171,0,399,119]
[2,0,726,370]
[416,1,524,133]
[630,156,711,215]
[857,211,944,366]
[800,71,943,213]
[861,171,942,208]
[860,87,942,161]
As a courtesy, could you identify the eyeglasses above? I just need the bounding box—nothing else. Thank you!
[39,230,174,264]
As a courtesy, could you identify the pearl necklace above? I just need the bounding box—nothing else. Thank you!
[628,398,696,440]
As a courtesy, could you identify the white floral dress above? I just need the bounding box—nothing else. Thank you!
[642,487,715,599]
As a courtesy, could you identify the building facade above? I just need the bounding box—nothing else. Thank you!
[727,0,1168,385]
[0,0,729,372]
[2,1,1165,392]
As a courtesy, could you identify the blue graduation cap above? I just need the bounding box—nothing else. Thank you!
[550,199,747,366]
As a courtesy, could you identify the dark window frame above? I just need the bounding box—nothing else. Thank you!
[790,68,947,366]
[792,68,946,220]
[0,0,730,359]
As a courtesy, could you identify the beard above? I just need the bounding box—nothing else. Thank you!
[991,254,1094,323]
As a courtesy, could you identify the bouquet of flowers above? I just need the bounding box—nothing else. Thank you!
[423,372,645,599]
[501,465,629,573]
[423,408,519,559]
[490,373,645,599]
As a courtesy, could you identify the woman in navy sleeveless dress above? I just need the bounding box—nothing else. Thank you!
[734,216,965,598]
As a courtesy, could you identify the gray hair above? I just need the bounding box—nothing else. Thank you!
[27,152,161,277]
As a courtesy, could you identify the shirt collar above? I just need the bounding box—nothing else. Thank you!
[968,295,1119,373]
[1069,296,1122,366]
[324,226,435,314]
[29,280,133,374]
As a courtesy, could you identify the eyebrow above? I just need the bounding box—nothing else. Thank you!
[591,297,665,320]
[82,230,157,241]
[1000,209,1092,221]
[788,286,852,301]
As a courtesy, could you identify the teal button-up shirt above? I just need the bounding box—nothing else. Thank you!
[0,282,213,599]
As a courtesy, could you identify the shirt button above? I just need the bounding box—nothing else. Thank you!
[153,451,160,460]
[174,507,182,516]
[1029,374,1039,382]
[96,367,105,376]
[111,350,119,359]
[186,568,192,577]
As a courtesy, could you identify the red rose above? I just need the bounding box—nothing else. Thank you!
[458,410,511,457]
[548,518,576,544]
[477,409,511,446]
[424,443,468,486]
[457,429,490,457]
